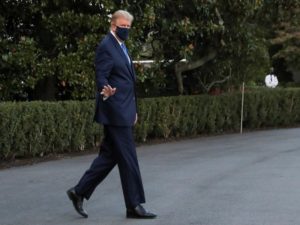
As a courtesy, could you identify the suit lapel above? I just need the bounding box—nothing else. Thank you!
[108,33,135,81]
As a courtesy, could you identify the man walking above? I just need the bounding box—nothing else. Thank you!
[67,10,156,219]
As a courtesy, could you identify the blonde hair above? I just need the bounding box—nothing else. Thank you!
[111,10,134,23]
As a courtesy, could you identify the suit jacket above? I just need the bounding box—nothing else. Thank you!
[94,32,137,126]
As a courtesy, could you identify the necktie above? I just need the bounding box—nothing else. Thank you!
[121,43,131,63]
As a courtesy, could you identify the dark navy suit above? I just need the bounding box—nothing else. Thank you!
[74,32,145,208]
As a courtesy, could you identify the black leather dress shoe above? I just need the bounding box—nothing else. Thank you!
[66,187,88,218]
[126,204,157,219]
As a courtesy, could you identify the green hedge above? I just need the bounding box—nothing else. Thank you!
[1,88,300,160]
[0,101,101,160]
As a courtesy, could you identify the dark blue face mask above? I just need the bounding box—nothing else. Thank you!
[116,26,130,41]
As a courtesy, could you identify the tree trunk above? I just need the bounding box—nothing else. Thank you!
[174,49,217,94]
[32,76,58,100]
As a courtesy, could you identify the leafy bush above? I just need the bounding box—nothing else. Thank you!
[1,88,300,160]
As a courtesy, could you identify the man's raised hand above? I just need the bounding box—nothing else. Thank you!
[101,85,116,98]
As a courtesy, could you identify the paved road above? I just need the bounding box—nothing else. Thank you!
[1,128,300,225]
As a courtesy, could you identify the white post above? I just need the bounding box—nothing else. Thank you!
[240,82,245,134]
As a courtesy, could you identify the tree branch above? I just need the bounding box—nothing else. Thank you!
[206,75,230,91]
[199,68,232,93]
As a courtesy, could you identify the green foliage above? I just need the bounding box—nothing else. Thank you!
[127,0,270,89]
[271,10,300,72]
[0,0,117,100]
[259,0,300,81]
[0,37,40,99]
[1,89,300,160]
[0,0,299,100]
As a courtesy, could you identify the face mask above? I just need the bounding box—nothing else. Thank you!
[116,26,130,41]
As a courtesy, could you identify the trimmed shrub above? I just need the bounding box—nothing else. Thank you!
[0,101,101,160]
[0,88,300,160]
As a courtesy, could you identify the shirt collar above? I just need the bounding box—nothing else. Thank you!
[110,30,123,45]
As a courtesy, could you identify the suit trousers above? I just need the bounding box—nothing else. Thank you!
[74,125,146,208]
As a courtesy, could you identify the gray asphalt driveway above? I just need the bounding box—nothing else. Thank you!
[1,128,300,225]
